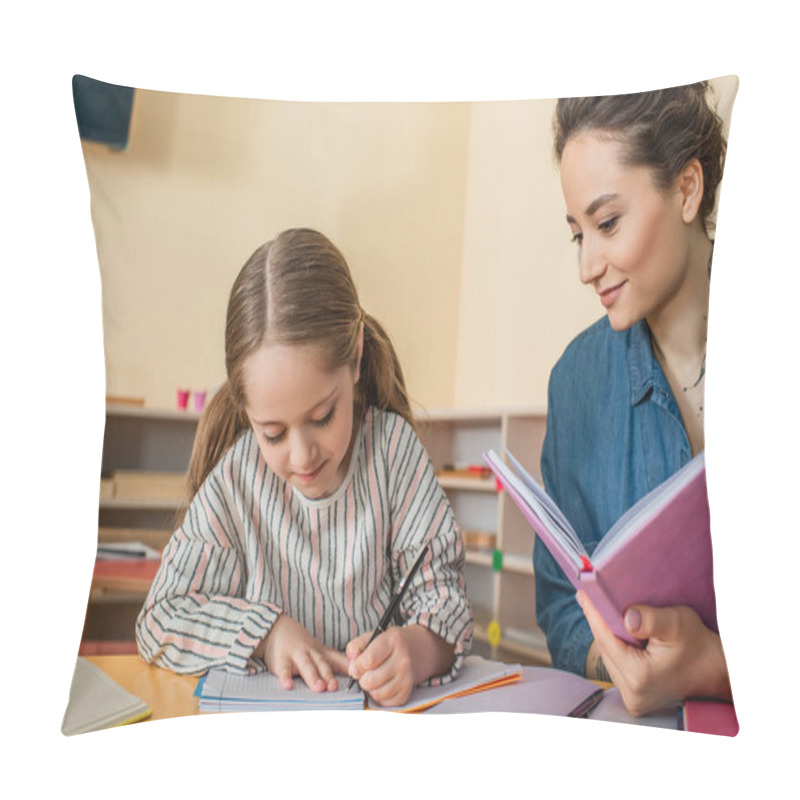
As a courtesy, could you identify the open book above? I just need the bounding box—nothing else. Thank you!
[483,449,718,645]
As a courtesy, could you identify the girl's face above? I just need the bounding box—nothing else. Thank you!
[242,343,360,499]
[560,132,694,331]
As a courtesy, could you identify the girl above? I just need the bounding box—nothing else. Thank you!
[535,82,733,715]
[136,228,473,708]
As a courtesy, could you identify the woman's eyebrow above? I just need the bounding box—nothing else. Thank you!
[585,192,620,217]
[566,192,620,225]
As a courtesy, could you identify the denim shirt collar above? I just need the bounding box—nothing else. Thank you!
[628,320,660,407]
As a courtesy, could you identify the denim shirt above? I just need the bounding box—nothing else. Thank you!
[535,316,693,675]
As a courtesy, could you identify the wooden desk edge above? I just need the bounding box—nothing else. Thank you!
[86,655,200,722]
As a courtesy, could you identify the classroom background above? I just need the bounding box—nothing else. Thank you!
[82,76,736,413]
[80,76,738,667]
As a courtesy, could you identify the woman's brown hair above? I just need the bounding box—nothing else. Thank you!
[554,81,727,232]
[187,228,413,496]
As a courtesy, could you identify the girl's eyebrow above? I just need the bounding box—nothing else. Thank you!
[566,192,620,225]
[251,386,339,428]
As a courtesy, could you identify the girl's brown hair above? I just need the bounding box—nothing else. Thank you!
[554,81,727,232]
[187,228,413,496]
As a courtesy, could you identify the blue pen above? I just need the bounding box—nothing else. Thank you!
[346,541,430,692]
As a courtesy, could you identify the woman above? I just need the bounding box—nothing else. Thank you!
[535,83,733,716]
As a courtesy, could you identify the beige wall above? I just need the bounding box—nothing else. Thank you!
[83,92,470,411]
[455,98,599,409]
[82,77,738,412]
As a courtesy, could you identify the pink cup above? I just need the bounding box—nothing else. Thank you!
[177,389,190,410]
[193,391,207,413]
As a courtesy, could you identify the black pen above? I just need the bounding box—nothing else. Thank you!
[567,687,606,718]
[346,541,430,692]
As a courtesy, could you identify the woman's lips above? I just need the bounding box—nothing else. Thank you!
[599,281,626,308]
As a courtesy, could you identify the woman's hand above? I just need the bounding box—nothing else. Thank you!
[578,590,731,716]
[346,624,455,707]
[255,614,350,693]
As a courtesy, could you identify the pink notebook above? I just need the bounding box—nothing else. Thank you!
[484,449,717,645]
[682,699,739,736]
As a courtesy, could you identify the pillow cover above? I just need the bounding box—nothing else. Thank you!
[65,76,738,737]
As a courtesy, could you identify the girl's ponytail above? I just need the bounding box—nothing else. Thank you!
[186,381,249,497]
[358,312,415,432]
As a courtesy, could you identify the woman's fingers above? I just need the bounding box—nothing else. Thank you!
[625,604,682,642]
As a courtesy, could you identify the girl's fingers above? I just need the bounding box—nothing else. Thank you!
[295,652,326,693]
[324,647,351,677]
[345,631,372,661]
[310,649,339,692]
[276,661,295,691]
[364,669,413,707]
[355,632,393,673]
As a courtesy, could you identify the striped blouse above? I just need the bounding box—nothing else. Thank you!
[135,407,473,682]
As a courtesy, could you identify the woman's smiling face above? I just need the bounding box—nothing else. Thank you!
[560,132,695,331]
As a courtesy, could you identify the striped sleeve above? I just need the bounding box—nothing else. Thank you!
[383,414,474,685]
[135,453,281,676]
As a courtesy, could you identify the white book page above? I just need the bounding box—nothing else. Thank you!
[486,450,586,562]
[591,451,706,565]
[202,668,363,706]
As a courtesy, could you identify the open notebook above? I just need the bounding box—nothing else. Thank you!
[195,655,522,713]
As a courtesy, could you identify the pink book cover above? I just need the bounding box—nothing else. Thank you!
[484,449,718,645]
[682,699,739,736]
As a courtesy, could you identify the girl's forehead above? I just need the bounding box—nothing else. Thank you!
[246,342,328,373]
[242,343,347,422]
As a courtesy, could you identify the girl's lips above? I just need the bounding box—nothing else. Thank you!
[599,281,626,308]
[294,462,326,482]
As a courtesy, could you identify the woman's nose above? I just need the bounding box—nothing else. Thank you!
[578,237,606,286]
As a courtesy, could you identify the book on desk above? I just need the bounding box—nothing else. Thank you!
[66,654,737,735]
[194,656,523,713]
[62,657,152,736]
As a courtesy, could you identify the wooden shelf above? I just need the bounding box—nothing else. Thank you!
[100,496,188,511]
[501,553,534,575]
[438,475,497,492]
[464,549,494,568]
[89,405,201,644]
[417,408,550,665]
[105,403,202,422]
[498,627,551,665]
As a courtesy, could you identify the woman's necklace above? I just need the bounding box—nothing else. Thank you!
[650,324,707,418]
[683,350,706,392]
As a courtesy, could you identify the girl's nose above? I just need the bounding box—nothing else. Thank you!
[289,429,317,471]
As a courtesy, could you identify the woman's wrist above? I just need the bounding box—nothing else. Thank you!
[688,631,732,701]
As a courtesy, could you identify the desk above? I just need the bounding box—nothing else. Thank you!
[86,656,199,722]
[86,657,676,729]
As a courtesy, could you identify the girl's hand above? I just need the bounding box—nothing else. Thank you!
[578,590,732,716]
[346,624,455,707]
[256,614,350,693]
